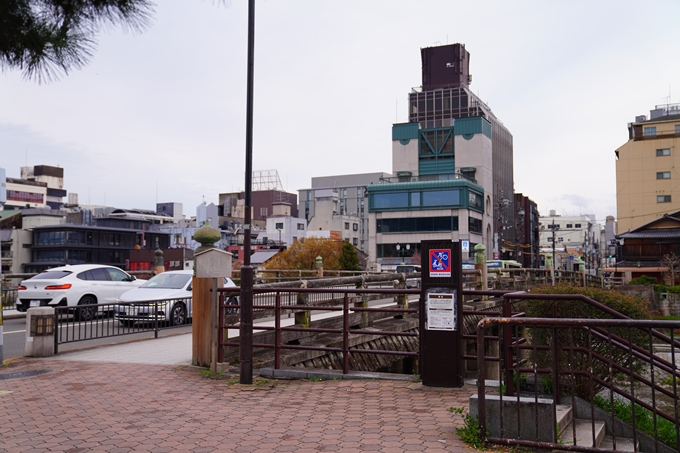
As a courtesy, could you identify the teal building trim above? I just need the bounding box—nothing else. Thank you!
[392,122,420,145]
[419,127,455,175]
[453,117,492,140]
[367,179,484,214]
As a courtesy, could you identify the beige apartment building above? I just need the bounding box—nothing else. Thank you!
[616,103,680,232]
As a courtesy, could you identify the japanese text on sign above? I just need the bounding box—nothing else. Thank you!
[425,291,456,331]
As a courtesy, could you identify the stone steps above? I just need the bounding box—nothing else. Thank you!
[557,405,638,451]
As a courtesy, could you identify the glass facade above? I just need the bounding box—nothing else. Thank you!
[369,182,482,213]
[376,216,458,233]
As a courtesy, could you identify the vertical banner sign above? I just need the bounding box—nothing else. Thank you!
[429,249,451,277]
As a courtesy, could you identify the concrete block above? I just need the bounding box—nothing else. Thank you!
[25,307,55,357]
[469,394,556,442]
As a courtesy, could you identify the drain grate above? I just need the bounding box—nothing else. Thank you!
[0,370,51,380]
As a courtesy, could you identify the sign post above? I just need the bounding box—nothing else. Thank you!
[420,240,463,387]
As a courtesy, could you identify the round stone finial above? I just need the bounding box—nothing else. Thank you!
[194,218,221,248]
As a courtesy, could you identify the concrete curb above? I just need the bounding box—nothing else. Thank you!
[2,311,25,320]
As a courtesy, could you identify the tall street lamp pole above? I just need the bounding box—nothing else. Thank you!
[240,0,256,385]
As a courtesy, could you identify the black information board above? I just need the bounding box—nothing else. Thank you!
[419,240,463,388]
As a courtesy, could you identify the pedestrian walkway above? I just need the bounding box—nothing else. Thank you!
[0,332,476,453]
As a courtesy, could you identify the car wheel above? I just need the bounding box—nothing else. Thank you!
[75,296,97,322]
[227,296,239,315]
[119,320,135,328]
[170,302,187,326]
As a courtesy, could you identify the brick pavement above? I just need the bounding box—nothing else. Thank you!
[0,358,475,453]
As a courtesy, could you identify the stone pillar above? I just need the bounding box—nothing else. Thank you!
[545,253,555,286]
[356,279,370,327]
[192,220,221,367]
[25,307,55,357]
[474,244,487,298]
[315,255,323,278]
[576,258,586,286]
[294,280,310,327]
[154,248,165,275]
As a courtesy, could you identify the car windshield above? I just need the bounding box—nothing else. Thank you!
[139,273,191,289]
[31,270,72,280]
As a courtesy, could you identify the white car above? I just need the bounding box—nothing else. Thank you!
[17,264,146,321]
[114,270,239,326]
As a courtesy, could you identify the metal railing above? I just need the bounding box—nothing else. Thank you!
[475,316,680,452]
[217,286,420,372]
[2,287,18,310]
[53,297,194,352]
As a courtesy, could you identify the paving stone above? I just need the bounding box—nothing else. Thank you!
[0,357,474,452]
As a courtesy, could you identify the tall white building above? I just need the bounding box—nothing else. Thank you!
[539,211,600,272]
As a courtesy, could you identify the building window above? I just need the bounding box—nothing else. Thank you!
[373,192,409,209]
[657,148,671,156]
[658,195,672,203]
[297,223,305,230]
[657,172,671,179]
[676,125,680,135]
[422,189,460,207]
[566,224,573,228]
[353,238,358,246]
[410,192,420,207]
[344,222,350,230]
[377,216,458,233]
[468,192,482,210]
[469,217,482,233]
[644,126,657,137]
[548,237,554,242]
[574,223,581,228]
[275,222,283,229]
[352,223,358,231]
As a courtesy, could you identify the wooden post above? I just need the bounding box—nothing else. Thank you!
[191,221,222,368]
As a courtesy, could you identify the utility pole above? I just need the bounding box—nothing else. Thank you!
[548,219,560,271]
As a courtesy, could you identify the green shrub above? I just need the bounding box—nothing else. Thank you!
[654,284,680,293]
[629,275,656,285]
[521,284,650,399]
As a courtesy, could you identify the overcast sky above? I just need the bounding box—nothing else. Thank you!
[2,0,680,222]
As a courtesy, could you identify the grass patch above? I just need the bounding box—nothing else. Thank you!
[593,395,678,449]
[450,406,486,449]
[653,314,680,321]
[309,377,326,382]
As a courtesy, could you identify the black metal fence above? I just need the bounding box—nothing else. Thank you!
[1,286,18,310]
[53,297,194,352]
